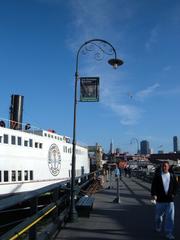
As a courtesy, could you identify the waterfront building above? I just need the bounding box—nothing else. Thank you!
[88,143,103,171]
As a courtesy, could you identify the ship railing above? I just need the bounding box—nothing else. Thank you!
[0,170,102,240]
[0,117,43,135]
[0,118,74,142]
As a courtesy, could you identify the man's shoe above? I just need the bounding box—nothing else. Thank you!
[165,233,175,239]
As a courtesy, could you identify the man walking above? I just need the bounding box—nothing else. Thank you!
[151,161,178,239]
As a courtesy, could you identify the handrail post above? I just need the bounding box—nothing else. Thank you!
[52,188,59,223]
[29,197,38,240]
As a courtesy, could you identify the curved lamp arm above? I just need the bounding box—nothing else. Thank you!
[130,138,140,154]
[75,38,123,75]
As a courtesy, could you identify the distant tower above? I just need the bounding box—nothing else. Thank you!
[110,139,114,154]
[140,140,150,155]
[173,136,179,152]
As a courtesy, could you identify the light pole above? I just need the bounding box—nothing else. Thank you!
[70,39,123,221]
[130,138,140,154]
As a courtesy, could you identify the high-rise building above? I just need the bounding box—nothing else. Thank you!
[173,136,179,152]
[109,139,114,154]
[140,140,150,155]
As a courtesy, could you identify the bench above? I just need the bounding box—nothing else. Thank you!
[76,196,95,217]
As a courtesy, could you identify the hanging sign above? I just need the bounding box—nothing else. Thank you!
[80,77,99,102]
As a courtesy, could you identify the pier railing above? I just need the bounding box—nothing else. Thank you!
[132,169,180,184]
[0,170,102,240]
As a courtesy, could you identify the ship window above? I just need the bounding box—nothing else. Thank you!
[51,135,53,138]
[44,133,47,137]
[24,170,28,181]
[0,171,1,182]
[35,142,38,148]
[12,170,16,181]
[18,171,22,181]
[11,136,16,145]
[24,140,28,147]
[29,139,33,147]
[30,170,33,180]
[0,136,2,143]
[4,171,8,182]
[63,146,67,153]
[81,166,85,175]
[39,143,43,149]
[4,134,8,144]
[48,134,50,137]
[18,137,22,146]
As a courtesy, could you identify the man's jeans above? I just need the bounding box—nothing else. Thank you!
[155,202,174,234]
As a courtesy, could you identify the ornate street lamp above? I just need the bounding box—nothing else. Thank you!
[70,39,123,221]
[130,138,140,154]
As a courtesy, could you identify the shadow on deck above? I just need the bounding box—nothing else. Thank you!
[56,177,180,240]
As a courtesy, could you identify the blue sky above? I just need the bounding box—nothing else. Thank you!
[0,0,180,153]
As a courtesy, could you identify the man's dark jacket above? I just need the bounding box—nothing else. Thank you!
[151,172,178,203]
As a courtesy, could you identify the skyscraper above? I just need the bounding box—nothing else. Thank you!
[140,140,150,155]
[173,136,179,152]
[109,139,114,154]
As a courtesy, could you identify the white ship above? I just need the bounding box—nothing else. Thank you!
[0,95,90,196]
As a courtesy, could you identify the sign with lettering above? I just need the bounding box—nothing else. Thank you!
[80,77,99,102]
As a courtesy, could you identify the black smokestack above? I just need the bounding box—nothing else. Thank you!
[9,95,24,130]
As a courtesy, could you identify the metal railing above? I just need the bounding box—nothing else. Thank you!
[0,118,42,133]
[0,170,101,240]
[132,169,180,184]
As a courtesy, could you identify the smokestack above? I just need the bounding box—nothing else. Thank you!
[9,95,24,130]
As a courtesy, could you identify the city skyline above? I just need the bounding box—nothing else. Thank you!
[108,136,179,154]
[0,0,180,153]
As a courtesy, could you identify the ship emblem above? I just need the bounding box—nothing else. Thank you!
[48,144,61,176]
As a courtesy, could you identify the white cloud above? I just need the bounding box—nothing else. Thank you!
[145,26,159,51]
[108,102,142,125]
[67,0,136,52]
[136,83,160,100]
[163,65,172,72]
[98,70,142,125]
[66,0,143,126]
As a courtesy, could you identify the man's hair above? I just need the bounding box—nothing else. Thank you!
[162,161,170,165]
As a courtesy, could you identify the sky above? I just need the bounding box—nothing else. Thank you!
[0,0,180,154]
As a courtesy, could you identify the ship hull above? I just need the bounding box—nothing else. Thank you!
[0,126,90,195]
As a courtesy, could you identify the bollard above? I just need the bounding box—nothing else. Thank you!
[113,176,120,203]
[108,170,112,189]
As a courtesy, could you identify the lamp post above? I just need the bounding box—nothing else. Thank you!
[70,39,123,221]
[130,138,140,154]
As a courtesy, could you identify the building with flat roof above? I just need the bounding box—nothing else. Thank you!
[173,136,179,152]
[140,140,150,155]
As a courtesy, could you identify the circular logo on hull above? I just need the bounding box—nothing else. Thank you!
[48,144,61,176]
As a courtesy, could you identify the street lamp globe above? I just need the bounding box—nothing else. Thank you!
[108,58,124,69]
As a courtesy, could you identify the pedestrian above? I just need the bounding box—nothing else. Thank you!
[114,164,120,178]
[151,161,178,240]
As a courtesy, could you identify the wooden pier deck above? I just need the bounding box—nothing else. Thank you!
[56,176,180,240]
